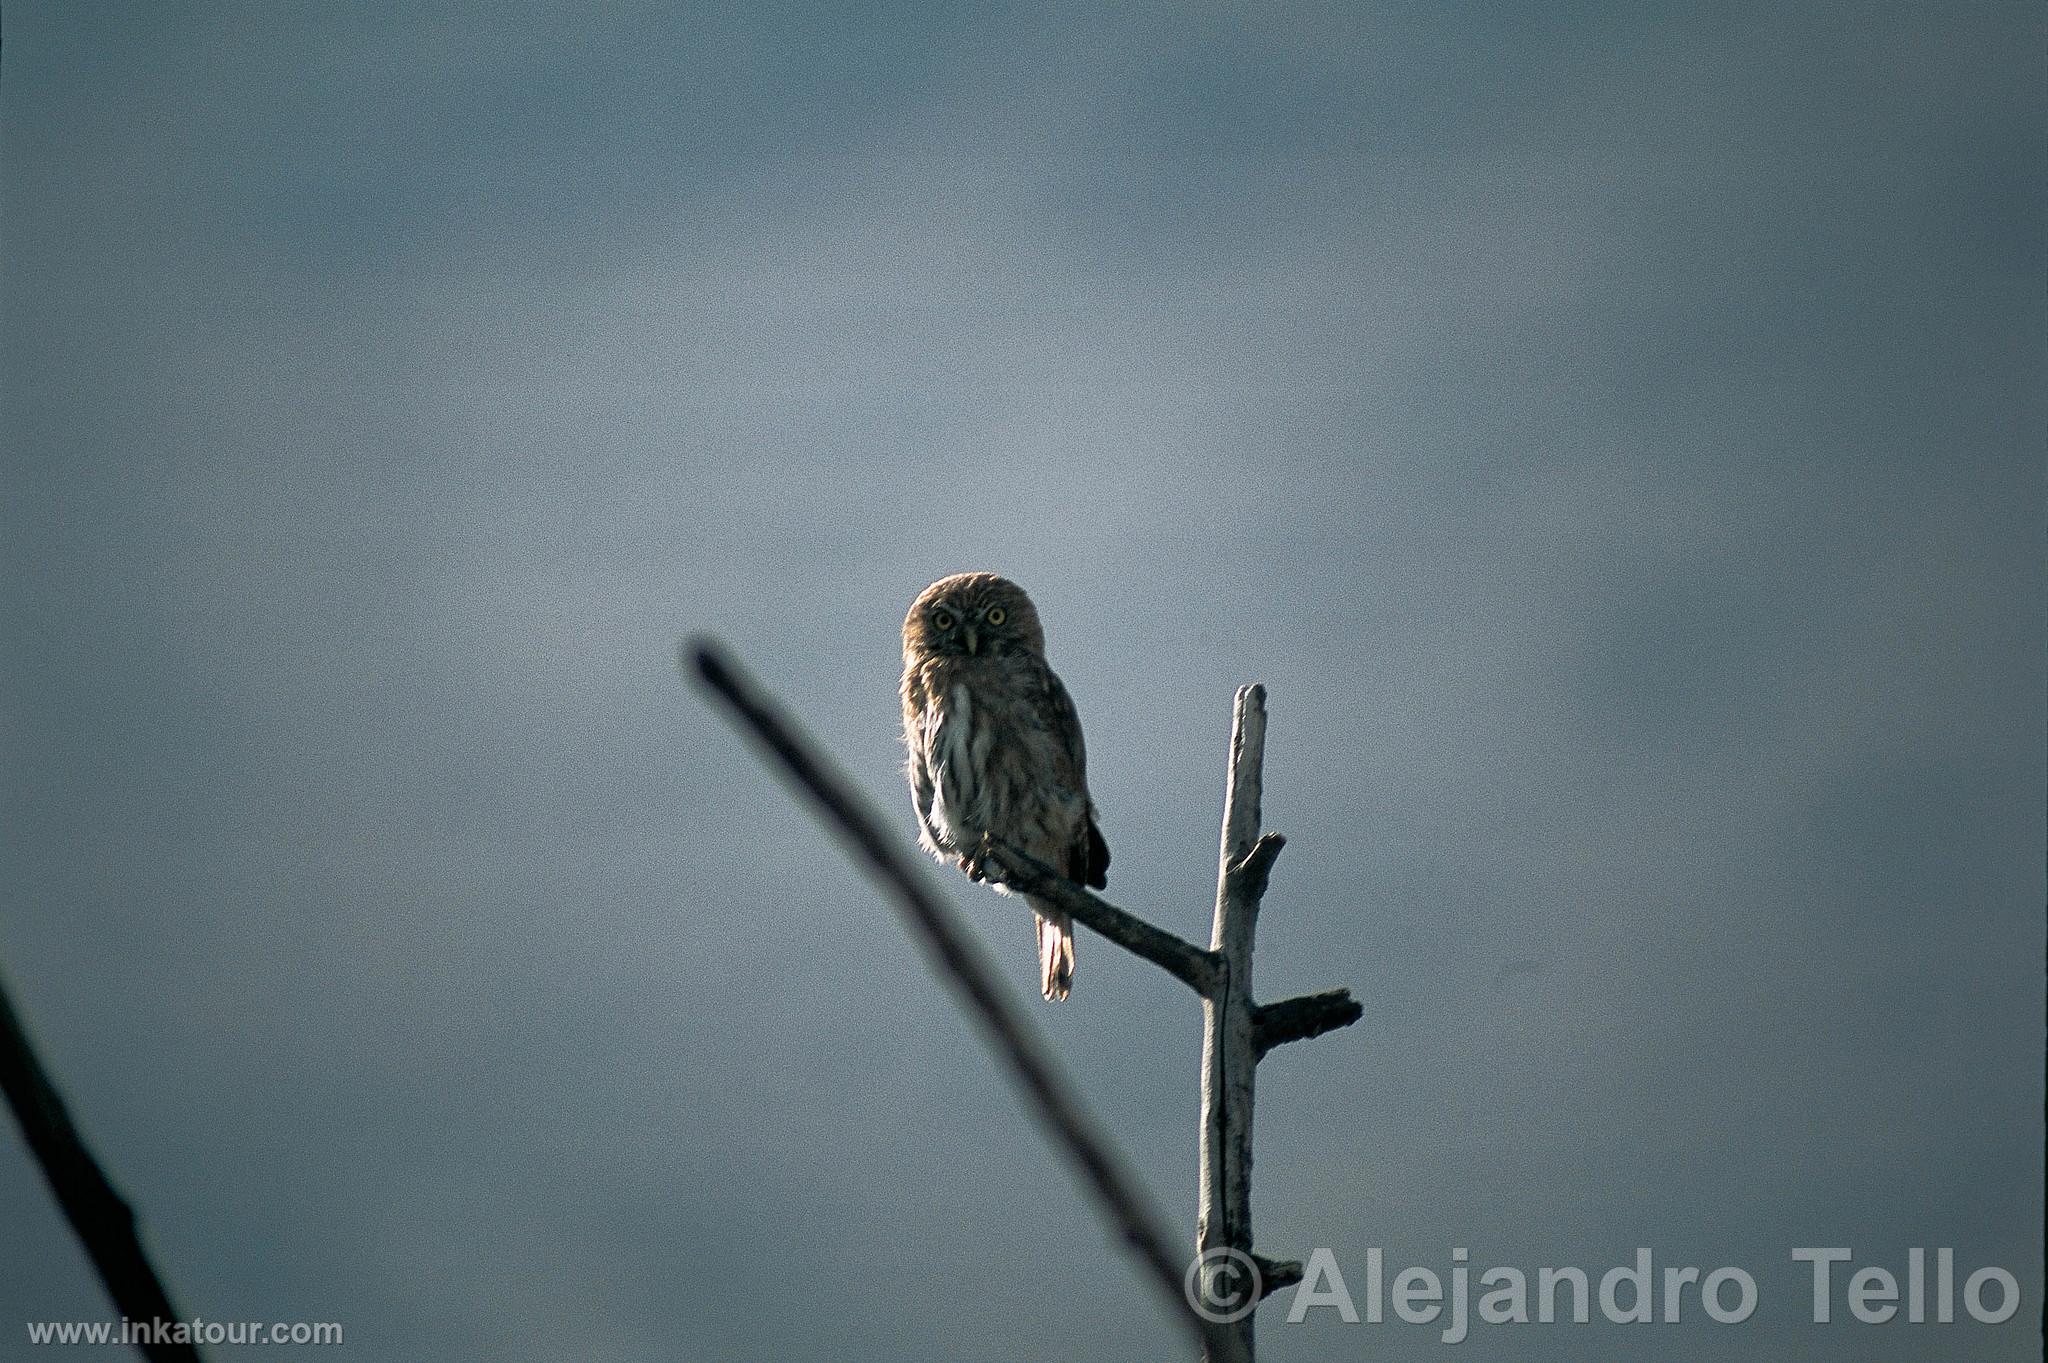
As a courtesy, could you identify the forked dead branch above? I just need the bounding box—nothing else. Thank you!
[689,639,1360,1362]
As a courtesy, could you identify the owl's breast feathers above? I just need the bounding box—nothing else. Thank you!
[900,652,1094,871]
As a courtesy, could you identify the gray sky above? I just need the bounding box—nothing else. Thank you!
[2,3,2041,1360]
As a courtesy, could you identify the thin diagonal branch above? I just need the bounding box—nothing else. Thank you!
[978,841,1220,996]
[686,638,1243,1363]
[0,971,203,1363]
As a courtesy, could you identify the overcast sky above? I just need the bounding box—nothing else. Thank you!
[3,3,2041,1360]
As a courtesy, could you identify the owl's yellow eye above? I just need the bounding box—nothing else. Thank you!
[985,606,1007,625]
[931,610,955,631]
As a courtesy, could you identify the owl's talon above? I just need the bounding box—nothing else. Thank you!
[969,833,1000,883]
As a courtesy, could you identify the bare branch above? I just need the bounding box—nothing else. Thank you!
[1198,683,1269,1360]
[687,638,1242,1362]
[978,840,1220,997]
[1253,1253,1306,1298]
[1226,832,1285,904]
[1215,684,1267,872]
[1253,990,1363,1057]
[0,972,204,1363]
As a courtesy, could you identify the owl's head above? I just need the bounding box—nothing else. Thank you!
[903,572,1046,660]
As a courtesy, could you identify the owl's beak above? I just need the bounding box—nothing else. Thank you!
[963,624,979,655]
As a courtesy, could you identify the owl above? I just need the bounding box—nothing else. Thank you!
[900,572,1110,1001]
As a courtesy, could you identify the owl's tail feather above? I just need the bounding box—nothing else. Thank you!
[1036,907,1076,1002]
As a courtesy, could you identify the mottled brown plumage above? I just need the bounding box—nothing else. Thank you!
[900,572,1109,1000]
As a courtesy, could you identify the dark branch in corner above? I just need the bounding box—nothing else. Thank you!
[1252,989,1363,1057]
[0,974,204,1363]
[978,841,1221,997]
[686,637,1244,1363]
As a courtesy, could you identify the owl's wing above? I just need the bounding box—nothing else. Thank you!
[901,662,946,859]
[1081,815,1110,889]
[1037,664,1111,890]
[1031,667,1083,781]
[906,705,945,858]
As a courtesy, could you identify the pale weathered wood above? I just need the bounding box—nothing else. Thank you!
[1196,684,1270,1361]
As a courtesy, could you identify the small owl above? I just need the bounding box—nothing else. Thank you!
[900,572,1110,1001]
